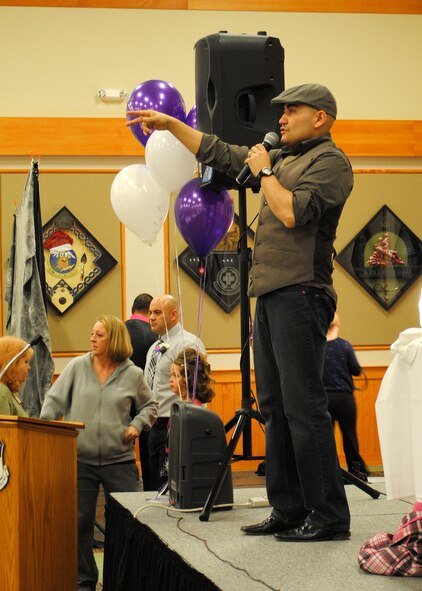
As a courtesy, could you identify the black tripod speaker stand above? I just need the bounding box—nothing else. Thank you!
[200,185,264,522]
[199,185,380,522]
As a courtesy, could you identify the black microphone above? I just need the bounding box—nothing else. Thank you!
[236,132,279,186]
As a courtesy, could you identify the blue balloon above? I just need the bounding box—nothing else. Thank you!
[175,179,234,258]
[126,80,186,147]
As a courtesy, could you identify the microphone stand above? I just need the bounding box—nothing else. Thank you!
[231,185,264,456]
[200,184,265,521]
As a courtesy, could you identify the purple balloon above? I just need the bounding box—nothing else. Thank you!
[126,80,186,147]
[185,105,197,129]
[175,179,234,258]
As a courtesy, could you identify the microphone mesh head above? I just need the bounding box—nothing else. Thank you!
[263,132,279,148]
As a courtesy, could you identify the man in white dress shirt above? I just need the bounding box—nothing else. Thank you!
[144,294,206,490]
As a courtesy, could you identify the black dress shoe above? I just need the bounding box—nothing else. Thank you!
[241,515,303,536]
[350,462,369,482]
[274,519,350,542]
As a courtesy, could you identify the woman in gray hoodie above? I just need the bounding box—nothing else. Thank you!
[41,314,158,591]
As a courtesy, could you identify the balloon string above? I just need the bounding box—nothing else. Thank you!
[147,243,175,365]
[192,257,207,401]
[148,193,172,339]
[173,208,185,333]
[172,203,198,403]
[196,258,207,341]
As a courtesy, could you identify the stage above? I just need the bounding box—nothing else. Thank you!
[102,482,420,591]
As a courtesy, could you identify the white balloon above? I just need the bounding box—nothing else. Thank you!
[110,164,170,246]
[145,130,197,193]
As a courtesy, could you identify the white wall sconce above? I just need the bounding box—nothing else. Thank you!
[97,89,128,103]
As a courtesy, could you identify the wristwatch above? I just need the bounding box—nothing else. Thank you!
[258,167,274,179]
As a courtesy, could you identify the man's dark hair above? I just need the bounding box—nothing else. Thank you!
[132,293,153,314]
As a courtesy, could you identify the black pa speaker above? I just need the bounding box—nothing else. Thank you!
[195,32,285,147]
[168,401,233,510]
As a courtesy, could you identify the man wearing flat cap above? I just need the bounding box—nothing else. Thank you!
[127,82,353,542]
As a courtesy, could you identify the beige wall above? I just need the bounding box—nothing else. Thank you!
[1,6,421,353]
[1,8,421,120]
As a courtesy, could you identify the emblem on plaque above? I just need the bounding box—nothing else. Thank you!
[336,205,422,310]
[42,207,117,315]
[0,440,10,491]
[178,216,254,313]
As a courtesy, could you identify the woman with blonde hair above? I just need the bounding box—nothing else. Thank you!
[0,336,33,417]
[41,314,158,591]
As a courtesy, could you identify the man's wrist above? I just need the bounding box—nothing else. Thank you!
[258,167,274,179]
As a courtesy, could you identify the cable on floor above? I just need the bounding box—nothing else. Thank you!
[172,514,280,591]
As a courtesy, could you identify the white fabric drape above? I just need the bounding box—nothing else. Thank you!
[376,328,422,501]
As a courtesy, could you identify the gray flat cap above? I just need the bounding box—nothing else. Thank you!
[271,83,337,119]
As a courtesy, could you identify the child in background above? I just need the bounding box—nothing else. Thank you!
[169,348,215,405]
[159,349,215,487]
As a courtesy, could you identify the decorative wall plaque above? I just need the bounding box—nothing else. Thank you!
[42,207,117,315]
[178,215,254,313]
[336,205,422,310]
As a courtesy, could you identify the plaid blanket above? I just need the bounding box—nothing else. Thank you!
[358,511,422,577]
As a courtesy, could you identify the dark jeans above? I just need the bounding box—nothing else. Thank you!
[327,390,368,474]
[253,285,350,530]
[77,461,139,591]
[148,420,169,491]
[138,429,153,491]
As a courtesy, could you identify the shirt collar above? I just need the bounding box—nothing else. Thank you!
[157,322,181,341]
[282,133,332,157]
[130,313,149,323]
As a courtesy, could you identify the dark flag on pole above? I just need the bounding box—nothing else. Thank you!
[5,160,54,417]
[32,161,48,311]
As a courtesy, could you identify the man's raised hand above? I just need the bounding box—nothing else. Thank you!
[126,110,172,135]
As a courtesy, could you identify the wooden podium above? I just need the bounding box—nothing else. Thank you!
[0,415,84,591]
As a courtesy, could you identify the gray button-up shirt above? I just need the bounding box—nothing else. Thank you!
[196,133,353,300]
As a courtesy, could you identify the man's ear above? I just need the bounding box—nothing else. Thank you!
[314,110,327,129]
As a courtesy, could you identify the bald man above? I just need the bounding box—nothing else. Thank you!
[144,295,206,490]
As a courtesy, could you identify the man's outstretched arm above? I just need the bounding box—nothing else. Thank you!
[126,109,203,156]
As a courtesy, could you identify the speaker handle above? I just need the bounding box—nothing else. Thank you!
[237,91,256,127]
